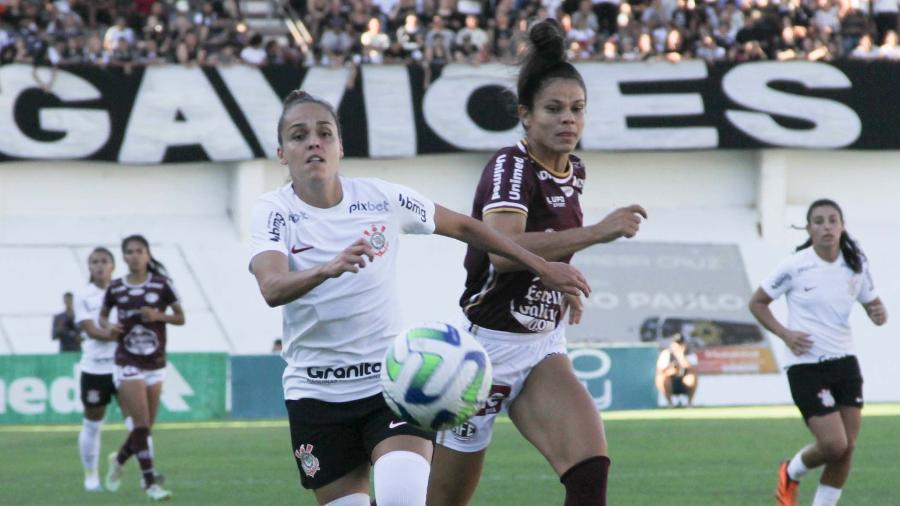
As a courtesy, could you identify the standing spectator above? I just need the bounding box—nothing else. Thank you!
[592,0,621,35]
[839,3,869,55]
[572,0,600,32]
[53,292,81,353]
[103,16,134,51]
[319,18,354,66]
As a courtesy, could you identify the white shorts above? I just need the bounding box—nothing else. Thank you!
[113,364,166,387]
[435,317,567,453]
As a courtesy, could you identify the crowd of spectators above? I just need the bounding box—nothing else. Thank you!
[1,0,899,74]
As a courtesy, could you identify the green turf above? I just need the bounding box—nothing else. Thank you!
[1,410,897,505]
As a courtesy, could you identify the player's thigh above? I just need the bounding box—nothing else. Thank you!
[427,445,486,506]
[807,411,848,453]
[508,353,607,475]
[145,381,163,427]
[117,379,150,426]
[837,406,862,448]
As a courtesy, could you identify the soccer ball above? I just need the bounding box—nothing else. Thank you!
[381,322,492,431]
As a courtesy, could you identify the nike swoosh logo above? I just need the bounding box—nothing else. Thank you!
[291,246,313,254]
[803,287,815,292]
[388,421,407,429]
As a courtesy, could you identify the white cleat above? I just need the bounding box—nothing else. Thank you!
[84,473,103,492]
[145,484,172,501]
[104,452,123,492]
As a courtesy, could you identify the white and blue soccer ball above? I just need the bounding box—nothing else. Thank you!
[381,322,493,431]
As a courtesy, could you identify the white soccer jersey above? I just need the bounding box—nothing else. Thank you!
[74,283,118,375]
[250,177,436,402]
[761,248,877,367]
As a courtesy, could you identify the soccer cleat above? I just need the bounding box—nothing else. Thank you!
[105,452,123,492]
[775,460,799,506]
[141,471,166,489]
[84,473,103,492]
[145,484,172,501]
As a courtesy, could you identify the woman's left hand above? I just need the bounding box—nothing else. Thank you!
[865,300,887,326]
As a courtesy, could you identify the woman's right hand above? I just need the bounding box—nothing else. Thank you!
[321,239,377,279]
[592,204,647,243]
[108,323,124,340]
[779,329,813,355]
[538,261,591,298]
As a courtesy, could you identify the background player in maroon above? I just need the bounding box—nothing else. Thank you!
[428,19,647,506]
[99,235,184,501]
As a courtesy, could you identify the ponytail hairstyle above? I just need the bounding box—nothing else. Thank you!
[276,90,342,147]
[87,246,115,284]
[795,199,865,273]
[516,18,586,113]
[121,235,169,278]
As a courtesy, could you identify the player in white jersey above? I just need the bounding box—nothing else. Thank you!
[249,90,591,506]
[749,199,887,506]
[73,247,121,491]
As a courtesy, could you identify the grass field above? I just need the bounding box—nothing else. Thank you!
[2,405,898,505]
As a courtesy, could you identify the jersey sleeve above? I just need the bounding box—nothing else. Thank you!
[857,261,878,304]
[249,197,290,263]
[162,277,181,306]
[73,290,93,325]
[760,256,795,300]
[480,150,533,217]
[101,285,116,312]
[389,182,436,235]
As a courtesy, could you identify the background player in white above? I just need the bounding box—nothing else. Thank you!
[749,199,887,506]
[428,19,646,506]
[74,247,121,491]
[249,90,591,506]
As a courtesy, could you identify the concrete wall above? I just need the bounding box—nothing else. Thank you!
[1,148,898,405]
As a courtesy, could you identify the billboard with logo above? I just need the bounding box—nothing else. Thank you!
[0,353,226,424]
[570,242,778,374]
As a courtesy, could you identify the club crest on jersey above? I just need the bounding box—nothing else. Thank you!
[144,292,159,304]
[294,444,320,477]
[363,224,389,257]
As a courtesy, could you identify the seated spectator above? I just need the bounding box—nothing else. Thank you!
[636,31,657,60]
[775,25,802,60]
[663,27,686,61]
[319,19,354,66]
[600,35,620,60]
[137,38,167,65]
[109,35,136,71]
[360,17,390,64]
[84,33,108,65]
[207,43,240,65]
[839,3,869,55]
[572,0,600,33]
[655,334,698,407]
[695,33,725,61]
[880,29,900,59]
[176,30,206,65]
[566,14,598,59]
[240,32,266,65]
[849,33,879,59]
[873,0,900,45]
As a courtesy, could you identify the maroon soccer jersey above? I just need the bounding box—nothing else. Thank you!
[102,273,179,370]
[460,141,585,333]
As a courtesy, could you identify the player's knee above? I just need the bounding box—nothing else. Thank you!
[819,438,848,462]
[323,493,370,506]
[373,450,429,506]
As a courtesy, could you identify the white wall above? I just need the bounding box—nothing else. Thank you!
[1,149,898,405]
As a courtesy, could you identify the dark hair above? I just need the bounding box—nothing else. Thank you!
[88,246,115,284]
[517,18,586,111]
[276,90,342,147]
[795,199,864,273]
[121,234,169,277]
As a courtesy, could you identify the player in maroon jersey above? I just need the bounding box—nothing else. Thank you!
[99,235,184,501]
[428,19,646,506]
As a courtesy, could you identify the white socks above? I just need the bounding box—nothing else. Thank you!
[787,451,810,480]
[323,493,370,506]
[373,450,430,506]
[812,484,842,506]
[79,418,104,473]
[124,416,134,432]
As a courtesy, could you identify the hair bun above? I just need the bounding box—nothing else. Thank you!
[528,18,566,65]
